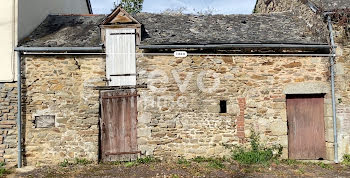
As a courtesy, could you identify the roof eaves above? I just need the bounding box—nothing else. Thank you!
[139,44,331,49]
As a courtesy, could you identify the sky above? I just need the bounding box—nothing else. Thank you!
[90,0,257,15]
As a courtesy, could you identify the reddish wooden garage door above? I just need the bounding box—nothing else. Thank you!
[287,94,326,160]
[100,90,139,162]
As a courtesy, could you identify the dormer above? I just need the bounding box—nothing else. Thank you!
[101,7,141,87]
[100,6,142,45]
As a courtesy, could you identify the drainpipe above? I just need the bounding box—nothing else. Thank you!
[327,15,339,164]
[17,51,22,168]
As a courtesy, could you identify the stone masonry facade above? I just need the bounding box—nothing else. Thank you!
[136,54,334,160]
[21,55,105,166]
[255,0,350,161]
[0,83,18,167]
[0,53,337,166]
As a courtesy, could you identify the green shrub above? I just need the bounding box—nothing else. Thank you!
[232,131,283,165]
[342,154,350,166]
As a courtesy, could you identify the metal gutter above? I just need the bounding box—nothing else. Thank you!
[139,44,332,49]
[21,52,334,57]
[14,47,103,52]
[327,15,339,164]
[17,52,22,168]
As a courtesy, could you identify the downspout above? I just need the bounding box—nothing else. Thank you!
[327,15,339,163]
[17,52,22,168]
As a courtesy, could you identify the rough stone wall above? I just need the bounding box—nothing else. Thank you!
[22,55,105,166]
[255,0,350,161]
[136,54,333,160]
[0,83,18,167]
[333,23,350,160]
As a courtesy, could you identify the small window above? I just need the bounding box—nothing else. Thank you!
[220,100,227,113]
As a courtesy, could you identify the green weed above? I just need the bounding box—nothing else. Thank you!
[75,158,92,165]
[342,154,350,166]
[136,156,159,164]
[315,162,333,169]
[0,162,9,176]
[232,131,283,165]
[177,157,191,166]
[124,161,137,167]
[59,159,70,167]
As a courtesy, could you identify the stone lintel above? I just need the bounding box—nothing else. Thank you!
[283,82,330,95]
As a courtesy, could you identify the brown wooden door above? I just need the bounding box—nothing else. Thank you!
[100,90,139,162]
[287,94,326,160]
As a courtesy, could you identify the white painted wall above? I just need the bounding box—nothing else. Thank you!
[18,0,90,40]
[0,0,17,82]
[0,0,90,82]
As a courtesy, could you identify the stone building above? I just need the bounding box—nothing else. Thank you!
[0,0,93,168]
[255,0,350,164]
[2,1,349,167]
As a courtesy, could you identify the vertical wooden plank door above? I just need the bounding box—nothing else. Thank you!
[287,94,326,160]
[100,90,138,162]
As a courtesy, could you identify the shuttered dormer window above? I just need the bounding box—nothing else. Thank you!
[106,28,136,86]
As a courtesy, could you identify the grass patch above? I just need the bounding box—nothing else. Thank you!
[232,131,283,165]
[0,162,10,177]
[177,157,191,166]
[191,157,225,169]
[59,158,93,167]
[315,162,333,169]
[207,159,225,169]
[75,158,93,165]
[59,159,71,167]
[124,161,137,167]
[124,156,159,167]
[281,159,301,165]
[342,154,350,166]
[136,156,159,164]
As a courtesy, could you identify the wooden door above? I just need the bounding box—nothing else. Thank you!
[100,90,139,162]
[287,94,326,160]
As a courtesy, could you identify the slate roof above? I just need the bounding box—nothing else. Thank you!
[134,12,328,45]
[20,15,106,47]
[20,12,328,47]
[310,0,350,11]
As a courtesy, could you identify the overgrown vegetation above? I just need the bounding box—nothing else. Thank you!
[342,154,350,166]
[124,156,160,167]
[232,131,283,165]
[177,157,191,166]
[59,158,93,167]
[113,0,144,13]
[0,162,9,177]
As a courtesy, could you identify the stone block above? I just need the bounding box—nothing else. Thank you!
[270,121,287,136]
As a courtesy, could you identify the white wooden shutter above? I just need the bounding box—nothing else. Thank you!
[106,28,136,86]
